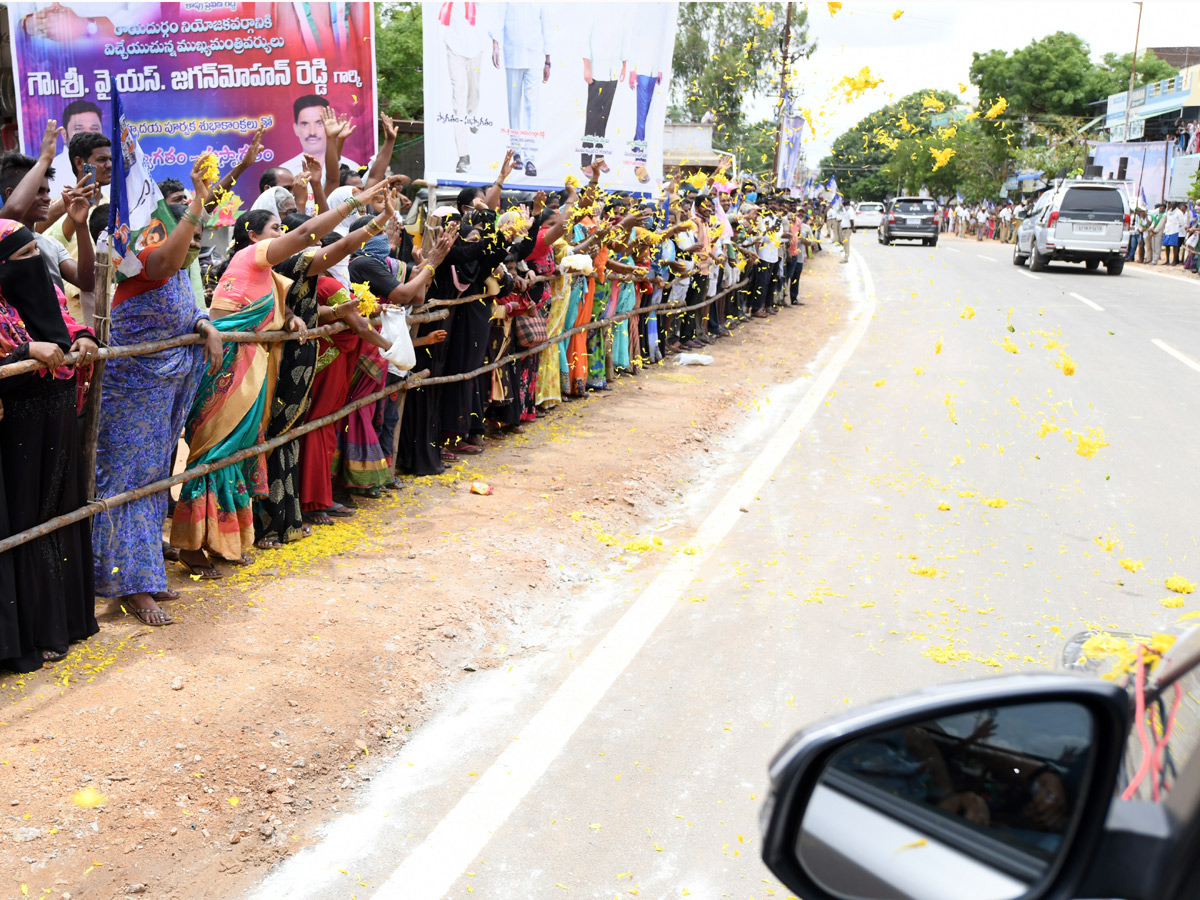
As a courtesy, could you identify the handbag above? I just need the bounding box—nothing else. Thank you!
[378,306,416,374]
[514,305,548,348]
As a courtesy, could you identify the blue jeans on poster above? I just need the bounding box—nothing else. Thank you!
[635,74,657,143]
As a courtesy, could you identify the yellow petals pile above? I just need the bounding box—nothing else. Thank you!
[982,497,1007,509]
[351,282,379,317]
[1054,352,1077,376]
[909,565,938,577]
[873,378,886,387]
[936,502,950,511]
[1072,427,1109,460]
[72,786,106,808]
[1161,597,1185,609]
[1080,632,1176,681]
[960,306,975,319]
[1119,558,1144,573]
[997,337,1019,354]
[1166,576,1196,594]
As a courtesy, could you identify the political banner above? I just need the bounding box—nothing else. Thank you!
[8,2,378,202]
[776,114,806,190]
[109,88,176,281]
[423,1,678,194]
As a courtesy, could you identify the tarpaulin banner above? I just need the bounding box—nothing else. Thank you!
[1087,140,1175,208]
[8,2,378,201]
[776,114,805,190]
[423,1,678,194]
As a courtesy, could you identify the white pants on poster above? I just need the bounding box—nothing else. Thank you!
[445,47,481,158]
[505,68,538,164]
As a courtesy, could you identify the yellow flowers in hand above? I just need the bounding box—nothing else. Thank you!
[197,151,220,185]
[351,282,379,317]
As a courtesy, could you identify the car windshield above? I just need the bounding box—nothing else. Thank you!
[896,200,937,214]
[1059,188,1125,215]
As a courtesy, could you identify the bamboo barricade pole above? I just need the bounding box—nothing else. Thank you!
[0,277,747,555]
[81,249,112,499]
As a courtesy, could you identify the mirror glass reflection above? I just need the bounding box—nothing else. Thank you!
[797,701,1094,900]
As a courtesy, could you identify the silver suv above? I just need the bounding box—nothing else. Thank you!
[1014,182,1129,275]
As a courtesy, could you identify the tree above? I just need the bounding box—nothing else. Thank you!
[819,89,958,201]
[1090,50,1178,100]
[375,2,423,119]
[725,119,779,177]
[672,2,814,136]
[969,34,1178,121]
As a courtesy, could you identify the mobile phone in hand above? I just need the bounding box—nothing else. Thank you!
[81,163,98,205]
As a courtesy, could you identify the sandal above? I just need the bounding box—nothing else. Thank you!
[333,493,359,509]
[440,448,458,463]
[178,558,223,580]
[162,542,181,562]
[324,504,355,518]
[126,605,174,627]
[454,442,483,455]
[303,511,336,526]
[152,590,181,602]
[41,649,68,663]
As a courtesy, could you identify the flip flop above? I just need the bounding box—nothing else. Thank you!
[179,559,223,579]
[152,590,181,602]
[126,605,174,627]
[324,504,355,517]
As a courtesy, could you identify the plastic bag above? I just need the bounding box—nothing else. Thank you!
[379,306,416,374]
[673,353,713,366]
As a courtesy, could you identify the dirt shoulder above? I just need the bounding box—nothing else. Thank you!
[0,252,851,900]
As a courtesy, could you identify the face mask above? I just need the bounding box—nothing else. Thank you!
[183,247,200,268]
[745,192,758,203]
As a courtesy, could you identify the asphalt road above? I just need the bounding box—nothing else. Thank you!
[247,234,1200,900]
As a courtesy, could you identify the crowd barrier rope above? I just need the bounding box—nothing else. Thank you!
[0,275,749,556]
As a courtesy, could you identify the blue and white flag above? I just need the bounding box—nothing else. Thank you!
[108,87,176,282]
[955,190,964,204]
[1139,186,1150,210]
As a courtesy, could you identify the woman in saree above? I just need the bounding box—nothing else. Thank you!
[254,192,425,547]
[92,162,224,626]
[536,237,570,410]
[0,217,100,670]
[170,178,397,576]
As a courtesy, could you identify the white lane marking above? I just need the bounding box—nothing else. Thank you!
[1127,266,1200,287]
[943,246,961,253]
[1017,270,1041,281]
[1070,292,1104,311]
[976,254,996,262]
[1152,339,1200,375]
[367,254,883,900]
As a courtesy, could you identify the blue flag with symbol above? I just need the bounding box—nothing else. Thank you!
[108,87,176,283]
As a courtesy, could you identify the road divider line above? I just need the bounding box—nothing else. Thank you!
[1018,270,1041,281]
[1070,292,1104,311]
[365,252,883,900]
[976,254,996,262]
[1152,339,1200,375]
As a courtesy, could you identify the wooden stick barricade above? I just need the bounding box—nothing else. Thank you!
[0,277,748,555]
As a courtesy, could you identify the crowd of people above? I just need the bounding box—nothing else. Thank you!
[0,116,834,672]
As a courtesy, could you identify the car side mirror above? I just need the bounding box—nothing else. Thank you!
[760,676,1130,900]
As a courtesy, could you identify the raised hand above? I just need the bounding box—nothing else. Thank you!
[380,113,397,142]
[337,114,356,141]
[426,221,459,268]
[499,149,516,181]
[321,106,341,139]
[302,152,322,183]
[239,126,266,171]
[189,156,212,204]
[40,119,64,163]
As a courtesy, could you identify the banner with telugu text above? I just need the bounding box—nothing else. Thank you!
[422,1,678,194]
[8,1,378,204]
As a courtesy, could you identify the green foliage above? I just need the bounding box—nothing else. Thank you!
[818,89,957,201]
[723,119,779,176]
[969,33,1178,120]
[375,2,423,119]
[672,1,814,131]
[1189,167,1200,202]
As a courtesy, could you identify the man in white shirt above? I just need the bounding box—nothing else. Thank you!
[277,94,359,178]
[47,99,103,198]
[439,1,487,175]
[998,203,1014,243]
[1164,202,1187,266]
[581,11,629,178]
[489,3,550,178]
[837,203,852,263]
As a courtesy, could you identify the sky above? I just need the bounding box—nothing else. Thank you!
[752,0,1199,164]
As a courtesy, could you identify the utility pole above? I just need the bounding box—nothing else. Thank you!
[1121,1,1143,142]
[772,0,793,187]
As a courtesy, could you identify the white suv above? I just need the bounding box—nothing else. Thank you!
[1014,182,1129,275]
[850,202,883,231]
